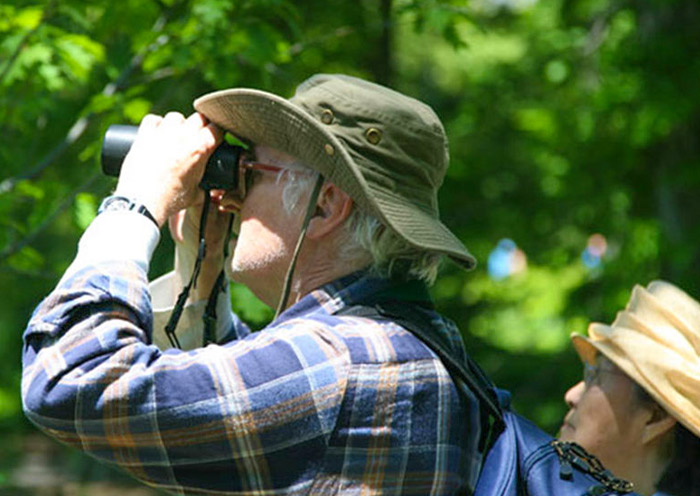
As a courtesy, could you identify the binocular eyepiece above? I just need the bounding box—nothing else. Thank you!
[100,125,244,190]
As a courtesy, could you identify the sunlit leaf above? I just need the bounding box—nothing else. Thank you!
[14,6,43,30]
[55,33,105,82]
[74,192,98,230]
[6,246,44,273]
[123,98,152,123]
[230,283,273,328]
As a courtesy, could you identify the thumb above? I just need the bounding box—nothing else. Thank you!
[168,209,186,243]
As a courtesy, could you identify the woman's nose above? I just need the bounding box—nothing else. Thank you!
[564,380,585,408]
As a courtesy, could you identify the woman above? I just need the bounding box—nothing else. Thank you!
[561,280,700,496]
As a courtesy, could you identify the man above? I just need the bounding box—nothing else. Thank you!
[22,75,488,494]
[561,280,700,496]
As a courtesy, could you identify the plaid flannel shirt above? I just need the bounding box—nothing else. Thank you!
[22,211,482,495]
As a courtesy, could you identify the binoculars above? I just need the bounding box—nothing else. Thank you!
[100,125,244,190]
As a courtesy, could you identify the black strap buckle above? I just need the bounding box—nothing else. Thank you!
[552,440,634,494]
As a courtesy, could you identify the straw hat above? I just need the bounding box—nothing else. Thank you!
[571,281,700,438]
[193,73,475,270]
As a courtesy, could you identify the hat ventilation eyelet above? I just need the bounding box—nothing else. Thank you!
[365,127,382,145]
[321,108,334,125]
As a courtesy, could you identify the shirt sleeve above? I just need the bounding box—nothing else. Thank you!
[21,211,350,493]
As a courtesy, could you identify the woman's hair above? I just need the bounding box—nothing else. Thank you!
[279,168,443,285]
[632,382,700,496]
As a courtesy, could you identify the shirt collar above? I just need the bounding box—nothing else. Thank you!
[272,270,433,325]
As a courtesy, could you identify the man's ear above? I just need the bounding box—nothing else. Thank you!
[641,404,677,445]
[306,182,353,239]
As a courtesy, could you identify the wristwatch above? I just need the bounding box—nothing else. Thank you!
[97,195,159,227]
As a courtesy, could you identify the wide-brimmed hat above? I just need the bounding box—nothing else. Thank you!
[571,281,700,438]
[193,73,475,269]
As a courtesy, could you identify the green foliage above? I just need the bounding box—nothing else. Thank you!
[400,0,700,429]
[1,0,700,484]
[73,192,97,230]
[0,387,20,422]
[462,263,588,354]
[230,283,275,328]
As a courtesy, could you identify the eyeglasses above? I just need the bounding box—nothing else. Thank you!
[232,155,286,201]
[582,357,626,388]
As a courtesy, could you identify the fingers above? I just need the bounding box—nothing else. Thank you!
[183,111,209,131]
[138,112,207,132]
[168,210,186,243]
[188,112,224,150]
[138,111,185,130]
[176,112,225,158]
[137,112,222,149]
[119,110,226,223]
[210,189,241,213]
[210,189,227,204]
[214,189,244,213]
[202,121,224,148]
[163,111,186,122]
[137,114,163,138]
[139,114,162,128]
[168,193,232,248]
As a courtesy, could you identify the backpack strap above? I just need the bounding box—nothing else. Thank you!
[337,301,505,453]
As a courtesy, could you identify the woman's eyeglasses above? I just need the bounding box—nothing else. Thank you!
[582,356,627,387]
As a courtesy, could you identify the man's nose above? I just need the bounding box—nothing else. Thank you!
[564,380,585,408]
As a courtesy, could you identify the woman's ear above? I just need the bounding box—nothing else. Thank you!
[306,182,353,239]
[641,404,677,445]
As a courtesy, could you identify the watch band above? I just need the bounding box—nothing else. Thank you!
[98,195,159,228]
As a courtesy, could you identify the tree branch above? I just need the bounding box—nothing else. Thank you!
[0,172,100,263]
[0,0,58,86]
[376,0,394,86]
[0,15,170,196]
[288,26,355,56]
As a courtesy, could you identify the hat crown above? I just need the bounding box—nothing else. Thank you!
[614,281,700,356]
[290,74,449,215]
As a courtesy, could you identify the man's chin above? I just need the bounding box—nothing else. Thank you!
[227,257,253,283]
[224,263,236,282]
[228,268,251,288]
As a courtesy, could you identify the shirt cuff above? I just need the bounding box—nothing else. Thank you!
[80,210,159,268]
[62,210,160,281]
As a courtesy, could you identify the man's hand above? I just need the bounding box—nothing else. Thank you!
[114,112,224,227]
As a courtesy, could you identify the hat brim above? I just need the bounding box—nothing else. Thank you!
[571,333,599,365]
[572,324,653,387]
[194,88,476,269]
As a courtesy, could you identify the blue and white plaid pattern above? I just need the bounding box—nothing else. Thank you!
[22,263,482,495]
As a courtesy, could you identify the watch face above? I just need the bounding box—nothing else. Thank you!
[97,196,158,226]
[99,196,131,213]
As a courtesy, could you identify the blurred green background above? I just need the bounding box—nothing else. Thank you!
[1,0,699,493]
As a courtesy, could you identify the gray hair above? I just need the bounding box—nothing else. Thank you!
[279,167,443,285]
